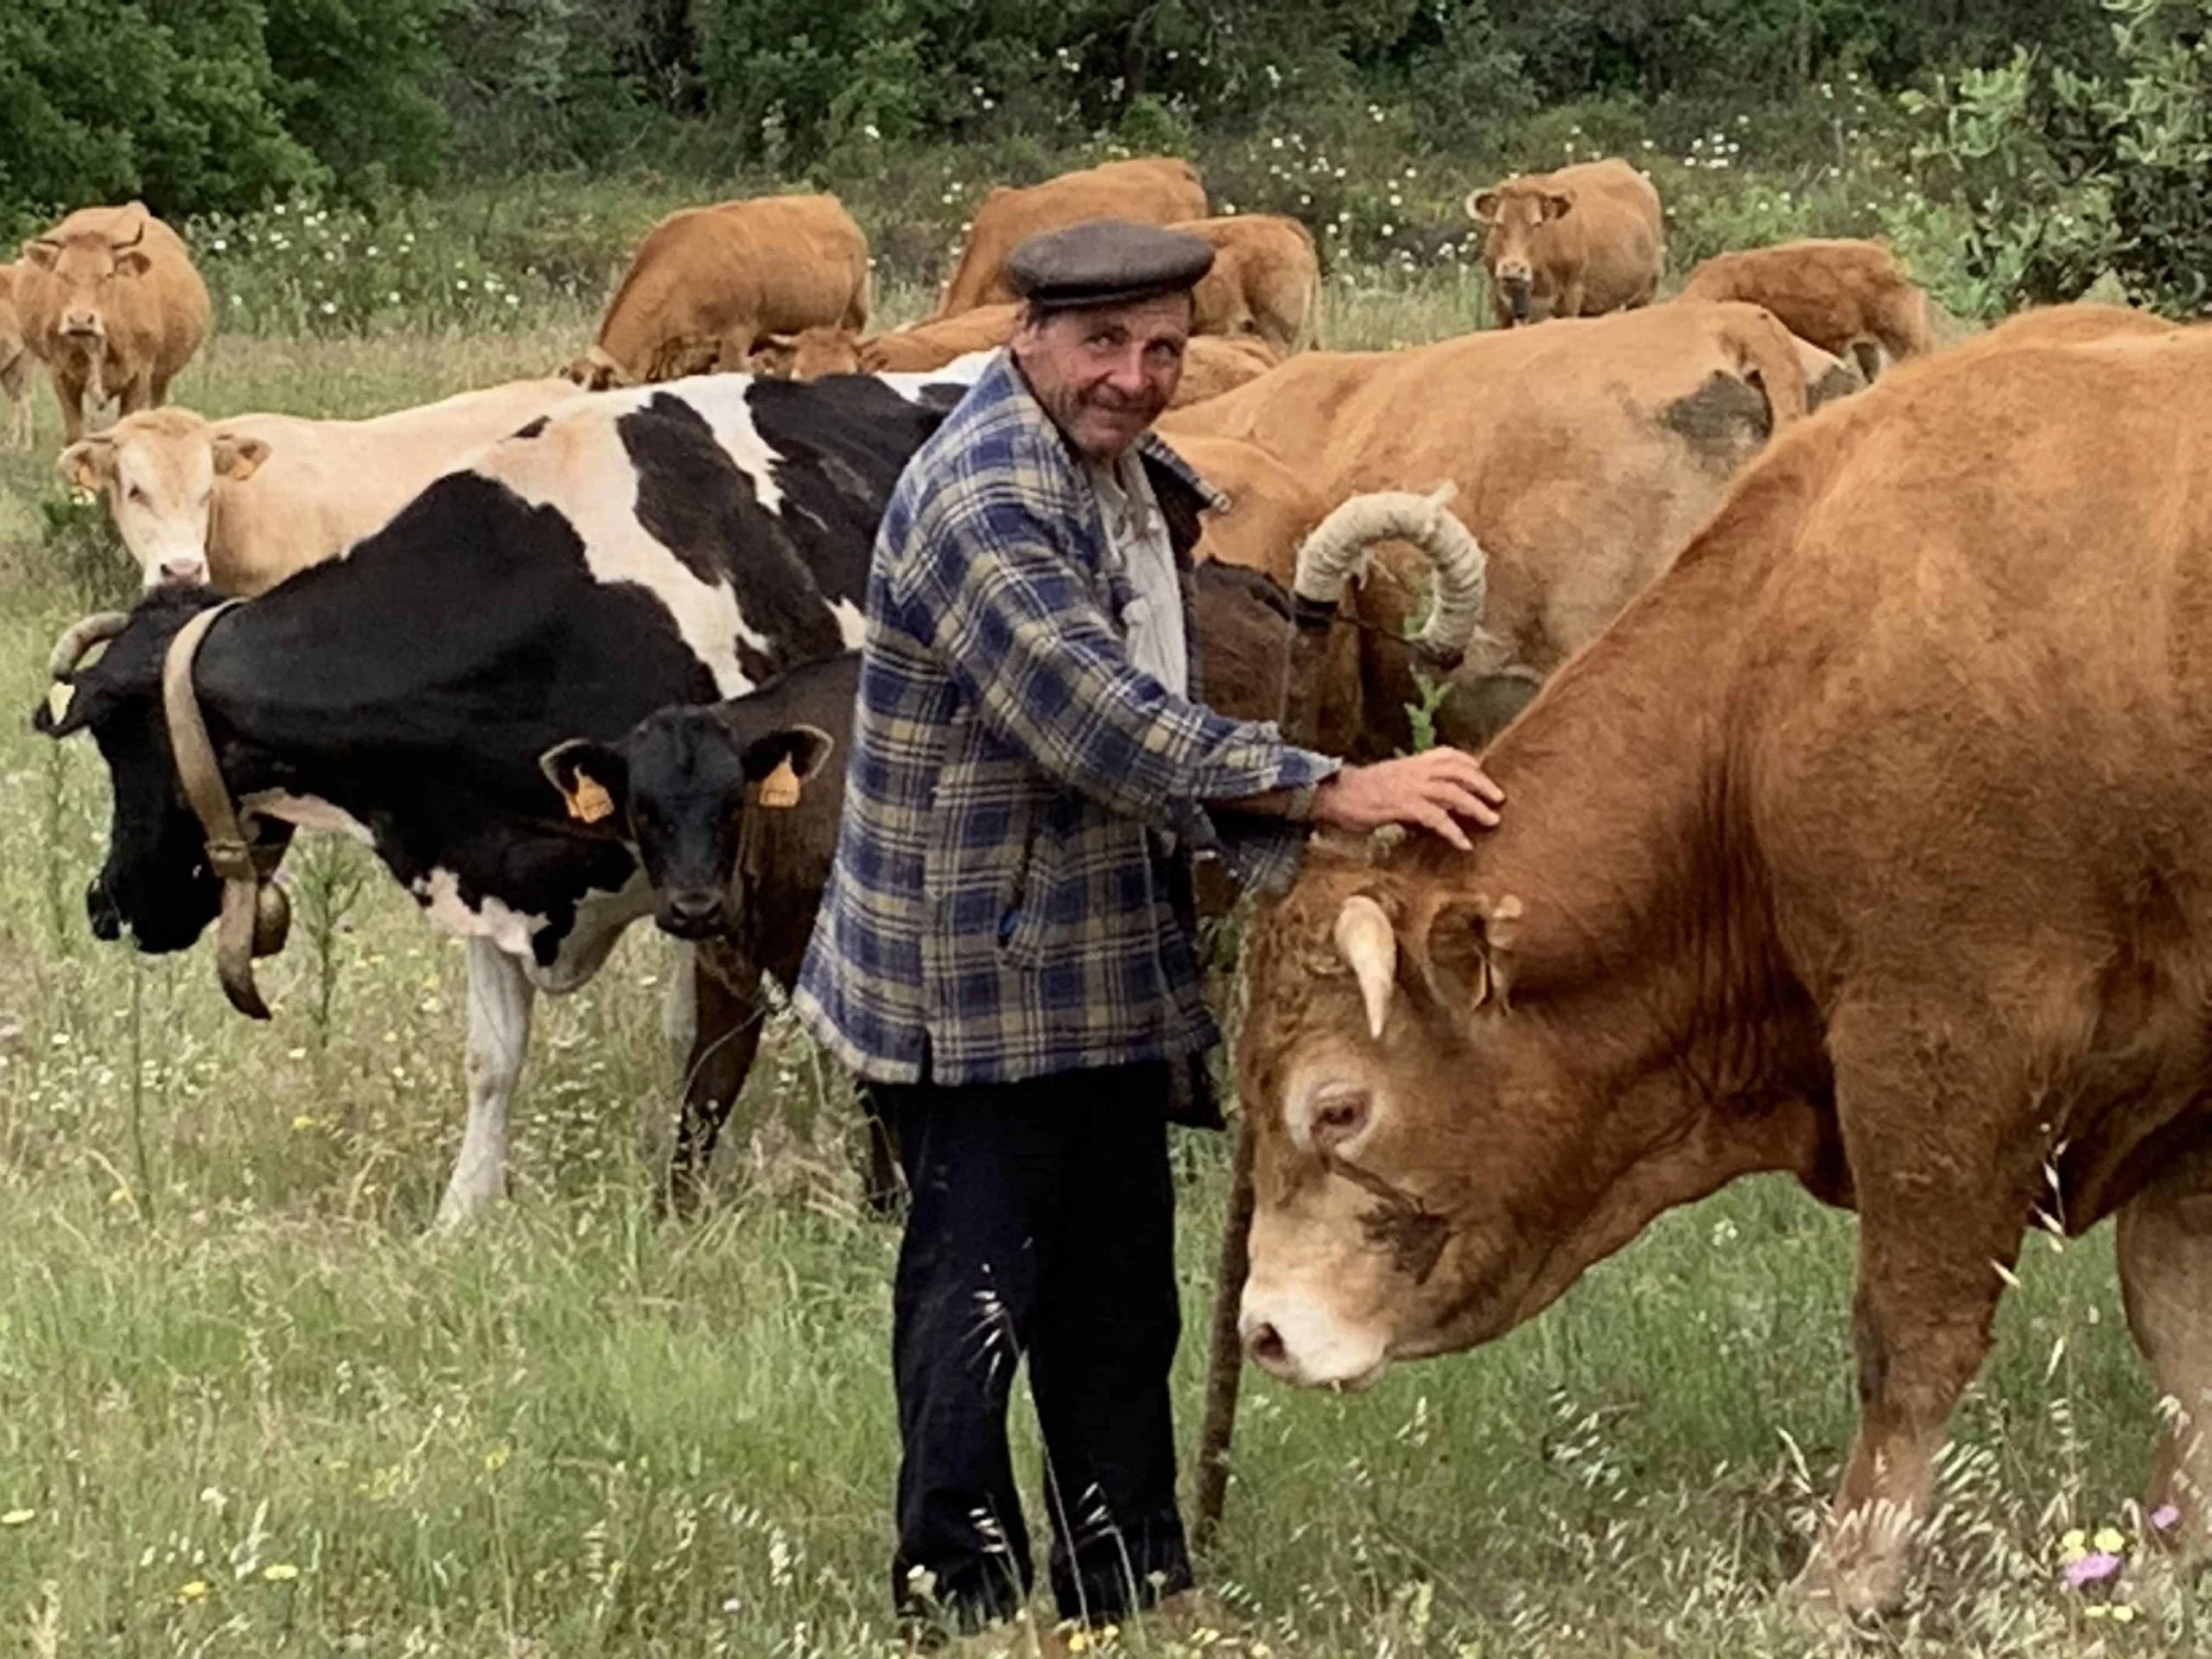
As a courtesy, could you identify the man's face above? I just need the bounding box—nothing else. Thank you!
[1013,295,1190,461]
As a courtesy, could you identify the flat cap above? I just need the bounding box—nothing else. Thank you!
[1005,218,1216,311]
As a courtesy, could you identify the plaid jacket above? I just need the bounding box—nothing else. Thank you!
[793,352,1341,1085]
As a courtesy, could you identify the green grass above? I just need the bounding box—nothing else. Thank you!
[0,264,2197,1656]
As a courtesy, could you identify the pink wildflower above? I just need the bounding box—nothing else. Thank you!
[2064,1550,2122,1588]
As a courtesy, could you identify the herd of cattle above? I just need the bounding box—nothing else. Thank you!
[15,149,2212,1614]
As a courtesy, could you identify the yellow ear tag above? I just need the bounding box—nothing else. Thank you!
[757,754,802,810]
[563,773,613,823]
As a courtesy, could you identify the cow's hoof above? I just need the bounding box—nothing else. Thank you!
[1789,1543,1909,1627]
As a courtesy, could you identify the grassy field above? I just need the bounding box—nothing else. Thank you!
[0,269,2197,1658]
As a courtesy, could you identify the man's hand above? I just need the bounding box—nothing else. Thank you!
[1311,748,1503,851]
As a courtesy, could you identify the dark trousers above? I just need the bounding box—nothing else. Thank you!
[876,1060,1195,1634]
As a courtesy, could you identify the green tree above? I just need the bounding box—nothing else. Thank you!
[1906,0,2212,315]
[0,0,321,229]
[264,0,454,194]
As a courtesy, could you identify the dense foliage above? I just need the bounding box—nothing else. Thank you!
[3,1,2203,321]
[1904,0,2212,315]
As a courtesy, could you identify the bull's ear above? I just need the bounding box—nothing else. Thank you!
[117,250,152,276]
[737,722,836,808]
[58,435,116,493]
[1542,192,1573,221]
[22,238,58,271]
[538,739,629,826]
[1465,189,1499,224]
[748,335,798,376]
[211,433,271,482]
[1407,891,1524,1016]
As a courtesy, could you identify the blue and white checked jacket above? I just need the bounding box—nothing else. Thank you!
[792,353,1342,1085]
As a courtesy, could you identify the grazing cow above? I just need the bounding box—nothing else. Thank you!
[933,156,1208,317]
[35,363,982,1227]
[752,305,1024,380]
[1235,321,2212,1616]
[0,262,34,450]
[60,379,585,591]
[17,202,210,442]
[759,316,1276,410]
[1465,159,1663,328]
[1178,214,1323,353]
[538,653,895,1211]
[1164,301,1816,748]
[1677,238,1932,380]
[564,194,869,390]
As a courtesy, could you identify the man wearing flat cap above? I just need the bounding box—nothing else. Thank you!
[795,217,1502,1646]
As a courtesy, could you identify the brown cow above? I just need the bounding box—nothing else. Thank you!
[1173,434,1434,760]
[1465,158,1663,328]
[751,304,1023,379]
[759,311,1278,404]
[564,194,868,390]
[17,203,209,443]
[1163,301,1812,749]
[1678,238,1932,380]
[933,156,1207,318]
[1171,334,1281,408]
[1235,319,2212,1618]
[0,262,33,450]
[1178,214,1323,353]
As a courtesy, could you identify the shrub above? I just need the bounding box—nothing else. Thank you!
[0,0,323,226]
[1903,0,2212,319]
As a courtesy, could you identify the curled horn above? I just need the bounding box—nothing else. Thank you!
[48,612,130,682]
[1291,484,1497,671]
[108,213,147,253]
[1333,893,1399,1040]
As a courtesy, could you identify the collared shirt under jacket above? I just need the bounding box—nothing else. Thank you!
[793,351,1341,1086]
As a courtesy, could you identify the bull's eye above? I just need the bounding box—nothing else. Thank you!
[128,485,148,505]
[1312,1090,1370,1152]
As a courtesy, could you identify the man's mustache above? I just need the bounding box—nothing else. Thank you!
[1082,387,1164,416]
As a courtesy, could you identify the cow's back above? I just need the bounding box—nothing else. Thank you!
[1713,329,2212,1177]
[212,378,587,592]
[1179,214,1322,351]
[936,156,1207,316]
[1677,238,1929,364]
[1547,158,1663,315]
[1164,302,1804,671]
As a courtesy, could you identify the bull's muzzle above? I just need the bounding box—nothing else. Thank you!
[60,313,104,339]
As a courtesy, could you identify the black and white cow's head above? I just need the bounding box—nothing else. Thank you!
[538,655,856,940]
[32,588,286,953]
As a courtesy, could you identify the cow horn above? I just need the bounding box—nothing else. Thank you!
[109,214,146,253]
[1291,485,1496,671]
[48,612,130,682]
[1333,894,1398,1040]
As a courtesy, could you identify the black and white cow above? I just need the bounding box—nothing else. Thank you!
[35,359,987,1225]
